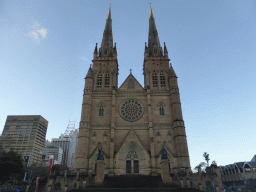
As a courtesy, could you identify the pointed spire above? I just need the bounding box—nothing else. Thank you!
[169,64,177,77]
[164,42,168,57]
[99,6,113,57]
[107,4,111,20]
[86,65,93,79]
[149,4,153,18]
[94,43,98,54]
[145,42,148,52]
[147,6,162,56]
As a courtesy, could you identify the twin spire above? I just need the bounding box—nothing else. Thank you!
[94,6,116,57]
[146,5,168,56]
[94,6,168,58]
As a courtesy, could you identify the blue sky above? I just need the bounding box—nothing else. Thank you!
[0,0,255,169]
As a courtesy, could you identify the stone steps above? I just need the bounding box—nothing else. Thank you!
[68,175,201,192]
[69,188,201,192]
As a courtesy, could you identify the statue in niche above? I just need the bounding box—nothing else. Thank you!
[97,147,104,160]
[161,147,167,160]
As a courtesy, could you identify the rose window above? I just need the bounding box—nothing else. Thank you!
[119,99,143,122]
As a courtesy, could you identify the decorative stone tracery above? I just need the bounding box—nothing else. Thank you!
[119,98,144,122]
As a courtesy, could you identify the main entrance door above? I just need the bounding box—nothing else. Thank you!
[134,160,139,173]
[126,160,131,173]
[126,160,139,173]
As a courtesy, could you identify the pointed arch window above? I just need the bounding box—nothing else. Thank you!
[105,71,110,87]
[99,104,104,117]
[97,71,102,88]
[160,70,166,87]
[158,102,165,116]
[104,48,107,55]
[152,70,158,87]
[159,104,164,116]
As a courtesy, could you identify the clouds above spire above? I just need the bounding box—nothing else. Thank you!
[26,22,48,44]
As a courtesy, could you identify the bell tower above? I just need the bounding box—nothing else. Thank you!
[75,7,119,170]
[143,6,191,173]
[92,6,119,92]
[144,6,170,90]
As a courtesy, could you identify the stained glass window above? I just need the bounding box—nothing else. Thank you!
[120,99,143,122]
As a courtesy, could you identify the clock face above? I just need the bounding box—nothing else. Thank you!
[119,98,144,122]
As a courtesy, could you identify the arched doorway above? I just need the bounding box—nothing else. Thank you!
[126,148,139,173]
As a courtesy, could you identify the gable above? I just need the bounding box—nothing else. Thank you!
[114,130,150,158]
[118,74,144,91]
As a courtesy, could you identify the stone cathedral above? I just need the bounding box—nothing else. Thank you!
[75,6,191,185]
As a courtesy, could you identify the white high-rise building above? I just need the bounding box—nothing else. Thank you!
[42,145,63,165]
[51,134,70,166]
[67,129,79,169]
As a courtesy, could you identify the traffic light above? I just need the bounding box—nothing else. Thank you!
[24,156,30,163]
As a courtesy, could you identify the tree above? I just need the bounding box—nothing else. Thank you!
[27,164,48,182]
[0,150,25,184]
[51,164,68,175]
[194,162,207,173]
[203,152,210,166]
[211,160,217,166]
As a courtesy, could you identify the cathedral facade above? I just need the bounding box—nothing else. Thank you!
[75,6,191,180]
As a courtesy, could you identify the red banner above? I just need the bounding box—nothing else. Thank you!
[35,182,39,192]
[47,158,53,174]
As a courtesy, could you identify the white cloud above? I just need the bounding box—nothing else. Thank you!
[37,28,47,39]
[79,56,88,61]
[27,22,48,43]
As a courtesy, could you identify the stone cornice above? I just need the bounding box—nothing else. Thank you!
[116,91,147,96]
[90,123,173,130]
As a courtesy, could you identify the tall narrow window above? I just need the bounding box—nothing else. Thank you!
[104,48,107,54]
[97,71,102,88]
[160,70,166,87]
[99,104,104,117]
[152,70,158,87]
[159,104,164,116]
[105,72,110,87]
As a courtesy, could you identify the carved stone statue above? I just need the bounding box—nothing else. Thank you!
[161,147,167,160]
[97,147,104,160]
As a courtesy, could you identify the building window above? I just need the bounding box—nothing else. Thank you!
[99,104,104,117]
[104,48,107,54]
[244,164,251,172]
[152,70,158,87]
[160,70,166,87]
[97,71,102,87]
[159,104,164,116]
[105,72,110,87]
[157,102,165,116]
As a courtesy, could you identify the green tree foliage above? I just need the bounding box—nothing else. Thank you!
[203,152,210,166]
[211,160,217,166]
[27,164,48,182]
[194,162,207,173]
[51,164,68,175]
[0,150,25,184]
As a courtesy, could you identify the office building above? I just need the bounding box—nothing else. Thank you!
[0,115,48,165]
